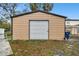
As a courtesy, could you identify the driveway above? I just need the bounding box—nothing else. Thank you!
[0,39,13,56]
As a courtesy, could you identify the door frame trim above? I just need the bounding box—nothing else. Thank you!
[29,20,49,40]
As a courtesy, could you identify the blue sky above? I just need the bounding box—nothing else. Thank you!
[5,3,79,23]
[51,3,79,19]
[1,3,79,20]
[17,3,79,19]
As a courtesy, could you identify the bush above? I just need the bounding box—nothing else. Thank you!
[6,31,11,36]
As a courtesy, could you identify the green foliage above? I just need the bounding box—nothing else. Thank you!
[42,3,53,11]
[29,3,38,11]
[0,20,10,32]
[6,31,11,36]
[29,3,53,12]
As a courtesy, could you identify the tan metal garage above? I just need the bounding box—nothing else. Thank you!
[12,10,66,40]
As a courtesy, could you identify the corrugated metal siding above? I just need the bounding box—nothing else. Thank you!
[13,12,65,40]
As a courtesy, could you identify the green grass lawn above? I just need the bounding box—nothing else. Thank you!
[9,40,79,56]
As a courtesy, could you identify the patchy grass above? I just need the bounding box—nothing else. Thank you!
[9,40,79,56]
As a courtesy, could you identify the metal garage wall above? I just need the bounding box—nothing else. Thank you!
[13,12,65,40]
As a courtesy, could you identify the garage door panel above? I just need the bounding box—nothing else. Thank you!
[30,35,48,39]
[30,21,48,40]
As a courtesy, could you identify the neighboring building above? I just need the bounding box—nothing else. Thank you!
[66,19,79,26]
[66,19,79,35]
[12,10,66,40]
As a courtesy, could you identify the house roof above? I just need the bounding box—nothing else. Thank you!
[66,19,79,21]
[12,10,67,18]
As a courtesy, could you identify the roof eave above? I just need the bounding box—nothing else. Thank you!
[11,10,67,18]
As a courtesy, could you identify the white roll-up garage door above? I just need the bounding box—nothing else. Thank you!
[30,21,48,40]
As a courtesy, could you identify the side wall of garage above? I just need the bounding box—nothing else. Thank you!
[13,12,65,40]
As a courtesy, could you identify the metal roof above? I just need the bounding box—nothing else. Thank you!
[12,10,67,18]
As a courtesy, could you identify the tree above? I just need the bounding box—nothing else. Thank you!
[0,4,29,39]
[0,3,18,37]
[0,3,29,19]
[29,3,53,12]
[0,20,10,32]
[43,3,53,12]
[29,3,38,11]
[0,3,18,17]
